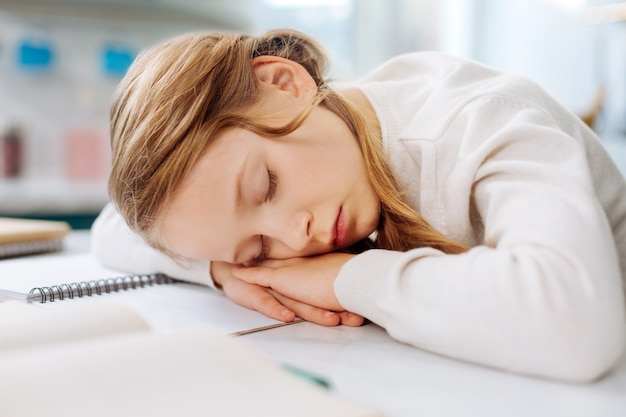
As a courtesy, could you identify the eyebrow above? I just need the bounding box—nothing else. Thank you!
[235,154,248,211]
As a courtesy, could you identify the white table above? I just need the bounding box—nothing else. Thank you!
[245,319,626,417]
[51,232,626,416]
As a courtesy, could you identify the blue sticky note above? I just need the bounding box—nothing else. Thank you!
[102,44,135,77]
[17,38,55,71]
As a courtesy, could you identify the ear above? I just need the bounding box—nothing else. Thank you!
[252,56,317,101]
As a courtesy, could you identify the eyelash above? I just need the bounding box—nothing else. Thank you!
[255,236,269,265]
[254,170,276,265]
[265,169,277,202]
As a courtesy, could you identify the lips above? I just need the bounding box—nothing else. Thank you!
[334,206,347,247]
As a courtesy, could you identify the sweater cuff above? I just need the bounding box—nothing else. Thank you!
[168,259,215,289]
[334,249,403,321]
[334,247,443,325]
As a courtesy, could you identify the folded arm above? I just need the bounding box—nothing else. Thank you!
[335,102,626,382]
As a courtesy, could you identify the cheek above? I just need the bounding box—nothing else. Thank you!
[273,135,366,203]
[292,147,359,185]
[159,223,205,260]
[363,194,381,232]
[159,208,233,261]
[287,160,341,198]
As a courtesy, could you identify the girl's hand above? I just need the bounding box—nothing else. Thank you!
[231,252,361,323]
[211,259,363,327]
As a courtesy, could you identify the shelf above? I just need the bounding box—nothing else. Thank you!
[0,0,253,30]
[0,0,256,222]
[0,179,108,215]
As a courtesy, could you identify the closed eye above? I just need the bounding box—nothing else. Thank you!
[254,235,269,265]
[265,169,277,202]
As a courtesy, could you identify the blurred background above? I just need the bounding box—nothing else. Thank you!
[0,0,625,228]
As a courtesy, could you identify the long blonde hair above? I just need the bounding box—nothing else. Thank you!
[109,29,468,255]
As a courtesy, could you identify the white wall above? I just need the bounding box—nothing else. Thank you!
[472,0,599,116]
[1,0,624,214]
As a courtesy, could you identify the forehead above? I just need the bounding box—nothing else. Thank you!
[157,129,249,261]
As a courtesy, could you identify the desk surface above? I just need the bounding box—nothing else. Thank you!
[245,320,626,417]
[20,232,626,417]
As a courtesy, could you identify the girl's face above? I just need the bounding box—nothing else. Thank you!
[158,102,380,265]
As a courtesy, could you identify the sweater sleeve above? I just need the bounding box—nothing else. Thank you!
[335,97,626,383]
[90,203,215,289]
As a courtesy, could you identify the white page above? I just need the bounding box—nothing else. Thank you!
[0,301,149,351]
[73,283,296,335]
[0,325,381,417]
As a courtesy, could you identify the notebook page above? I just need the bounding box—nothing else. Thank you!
[0,325,382,417]
[0,301,148,351]
[74,283,293,335]
[0,253,290,335]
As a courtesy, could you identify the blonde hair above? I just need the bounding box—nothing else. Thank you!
[109,29,468,256]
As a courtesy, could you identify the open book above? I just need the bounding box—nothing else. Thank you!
[0,301,381,417]
[0,252,296,335]
[0,217,70,258]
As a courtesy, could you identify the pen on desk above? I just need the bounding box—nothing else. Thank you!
[281,364,330,389]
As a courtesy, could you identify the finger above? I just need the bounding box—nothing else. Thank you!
[232,265,272,287]
[234,265,337,309]
[338,311,365,327]
[271,290,341,327]
[223,278,295,322]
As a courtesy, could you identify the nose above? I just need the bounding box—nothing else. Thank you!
[265,209,312,252]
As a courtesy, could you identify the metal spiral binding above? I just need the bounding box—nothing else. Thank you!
[0,239,64,259]
[28,273,174,303]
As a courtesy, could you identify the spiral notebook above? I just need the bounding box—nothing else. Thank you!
[2,270,176,304]
[0,217,70,259]
[0,253,297,335]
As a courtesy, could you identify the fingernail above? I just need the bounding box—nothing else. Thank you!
[324,311,336,319]
[281,309,293,320]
